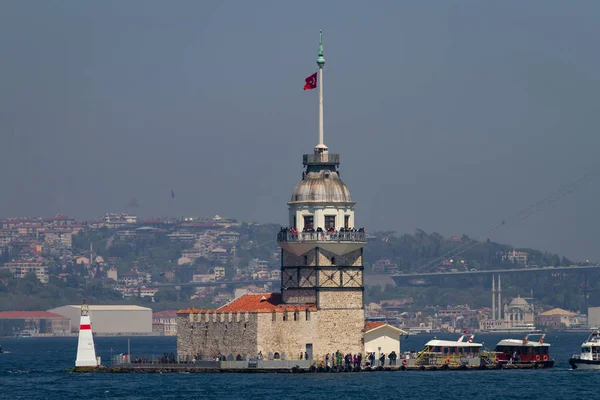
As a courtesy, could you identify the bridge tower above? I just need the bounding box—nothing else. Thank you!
[277,31,366,355]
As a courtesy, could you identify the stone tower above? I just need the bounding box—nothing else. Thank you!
[277,31,366,355]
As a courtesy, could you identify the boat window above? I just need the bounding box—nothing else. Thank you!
[542,347,548,355]
[582,347,591,353]
[443,347,448,355]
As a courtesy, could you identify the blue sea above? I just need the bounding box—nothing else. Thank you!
[1,333,599,399]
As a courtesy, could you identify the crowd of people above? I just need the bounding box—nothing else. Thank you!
[278,226,365,242]
[323,351,399,368]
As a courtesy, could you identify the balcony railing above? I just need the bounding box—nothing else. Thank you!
[303,153,340,166]
[277,231,366,243]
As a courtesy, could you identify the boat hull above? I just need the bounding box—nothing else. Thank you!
[499,361,554,369]
[569,358,600,370]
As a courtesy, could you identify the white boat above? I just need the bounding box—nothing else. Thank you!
[569,330,600,370]
[406,334,486,368]
[484,325,541,334]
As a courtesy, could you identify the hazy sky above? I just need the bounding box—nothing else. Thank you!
[2,1,600,260]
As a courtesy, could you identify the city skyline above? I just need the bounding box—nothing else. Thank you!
[2,1,600,259]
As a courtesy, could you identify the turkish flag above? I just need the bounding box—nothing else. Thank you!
[304,72,317,90]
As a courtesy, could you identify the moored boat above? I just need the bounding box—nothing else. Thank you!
[493,333,554,368]
[569,330,600,370]
[406,334,492,368]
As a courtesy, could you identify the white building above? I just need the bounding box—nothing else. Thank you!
[107,268,118,282]
[364,322,406,357]
[3,260,49,283]
[49,305,153,334]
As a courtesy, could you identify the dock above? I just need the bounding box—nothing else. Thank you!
[72,361,546,373]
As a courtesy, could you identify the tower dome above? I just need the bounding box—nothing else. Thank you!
[290,170,353,203]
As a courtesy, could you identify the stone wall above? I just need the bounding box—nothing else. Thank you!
[317,248,362,267]
[256,312,318,359]
[318,290,363,309]
[282,248,317,266]
[317,268,363,288]
[282,289,316,304]
[316,308,364,356]
[177,312,259,359]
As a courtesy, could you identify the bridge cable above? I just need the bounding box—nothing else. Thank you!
[415,165,600,273]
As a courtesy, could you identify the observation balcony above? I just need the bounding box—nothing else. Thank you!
[277,231,366,243]
[303,153,340,166]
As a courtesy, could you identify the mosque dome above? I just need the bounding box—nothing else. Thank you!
[290,171,353,203]
[509,296,529,307]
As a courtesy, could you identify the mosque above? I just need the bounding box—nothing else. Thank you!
[481,274,536,331]
[176,32,369,361]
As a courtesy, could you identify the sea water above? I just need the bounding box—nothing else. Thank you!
[1,333,599,399]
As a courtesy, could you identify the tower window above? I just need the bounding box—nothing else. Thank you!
[325,216,336,230]
[294,310,299,321]
[304,255,308,265]
[331,257,335,265]
[306,309,311,321]
[344,215,350,229]
[303,216,314,230]
[293,216,297,229]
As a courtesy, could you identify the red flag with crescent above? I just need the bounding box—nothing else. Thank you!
[304,72,317,90]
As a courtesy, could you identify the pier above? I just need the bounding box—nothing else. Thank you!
[72,359,546,373]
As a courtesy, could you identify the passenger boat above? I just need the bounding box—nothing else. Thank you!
[569,330,600,370]
[407,334,492,368]
[493,333,554,368]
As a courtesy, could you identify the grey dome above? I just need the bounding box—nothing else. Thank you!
[290,171,353,203]
[509,297,528,307]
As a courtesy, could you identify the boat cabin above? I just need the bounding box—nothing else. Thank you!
[494,334,551,364]
[416,335,483,366]
[579,331,600,361]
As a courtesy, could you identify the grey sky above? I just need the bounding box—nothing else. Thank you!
[1,1,600,260]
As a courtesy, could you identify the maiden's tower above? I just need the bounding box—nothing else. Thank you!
[177,32,366,360]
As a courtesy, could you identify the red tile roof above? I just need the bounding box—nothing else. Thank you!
[364,321,387,332]
[0,311,66,319]
[153,310,178,318]
[178,293,316,314]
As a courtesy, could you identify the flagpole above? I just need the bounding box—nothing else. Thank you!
[317,30,325,148]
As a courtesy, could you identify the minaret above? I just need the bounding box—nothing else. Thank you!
[492,274,496,320]
[278,31,366,355]
[498,274,502,320]
[75,299,98,367]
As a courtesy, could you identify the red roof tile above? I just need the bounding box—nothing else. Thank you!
[364,321,387,332]
[153,310,178,317]
[178,293,316,314]
[0,311,66,319]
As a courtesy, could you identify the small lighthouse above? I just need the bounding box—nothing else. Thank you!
[75,299,98,367]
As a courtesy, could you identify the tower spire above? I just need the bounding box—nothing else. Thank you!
[316,30,326,151]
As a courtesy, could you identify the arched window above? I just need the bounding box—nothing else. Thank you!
[305,309,310,321]
[294,310,299,321]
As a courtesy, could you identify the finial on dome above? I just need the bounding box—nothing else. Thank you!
[317,30,325,68]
